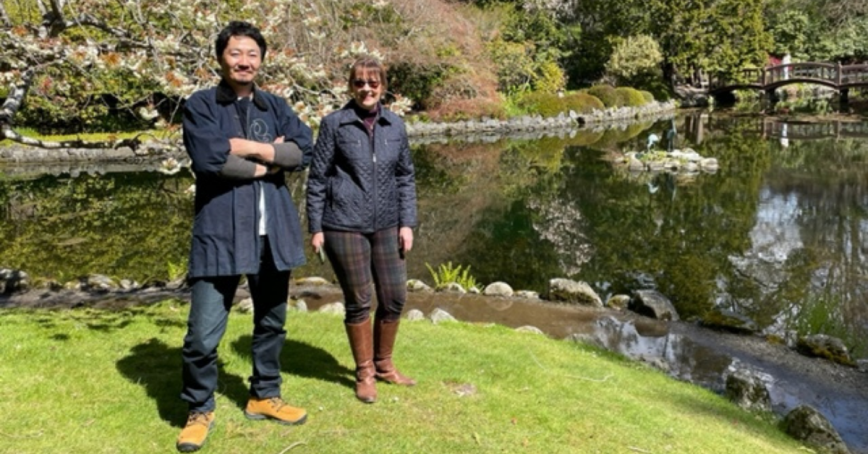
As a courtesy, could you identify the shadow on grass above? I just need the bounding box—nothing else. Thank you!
[232,335,355,390]
[116,338,248,428]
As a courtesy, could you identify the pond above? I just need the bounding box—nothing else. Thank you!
[2,113,868,363]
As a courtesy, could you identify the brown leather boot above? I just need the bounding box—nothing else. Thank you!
[345,318,377,403]
[374,318,416,386]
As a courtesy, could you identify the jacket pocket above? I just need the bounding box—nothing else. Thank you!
[337,138,364,161]
[328,176,365,227]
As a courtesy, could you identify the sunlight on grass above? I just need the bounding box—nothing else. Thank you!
[0,303,808,454]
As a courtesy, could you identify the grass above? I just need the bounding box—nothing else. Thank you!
[0,301,809,454]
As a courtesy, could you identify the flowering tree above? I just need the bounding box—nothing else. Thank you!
[0,0,414,150]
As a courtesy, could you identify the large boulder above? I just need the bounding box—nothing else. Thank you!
[483,281,514,297]
[796,334,856,367]
[724,365,771,412]
[546,278,603,307]
[784,405,851,454]
[700,308,759,334]
[628,290,680,321]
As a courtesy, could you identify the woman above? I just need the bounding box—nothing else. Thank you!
[306,56,417,403]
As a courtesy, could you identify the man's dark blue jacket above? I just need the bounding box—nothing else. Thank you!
[183,81,312,278]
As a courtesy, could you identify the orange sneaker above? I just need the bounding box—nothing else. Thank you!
[176,411,215,452]
[244,397,307,425]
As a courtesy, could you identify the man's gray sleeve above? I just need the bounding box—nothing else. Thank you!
[272,142,304,169]
[218,154,258,179]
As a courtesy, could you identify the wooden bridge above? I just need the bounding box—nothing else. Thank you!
[708,62,868,99]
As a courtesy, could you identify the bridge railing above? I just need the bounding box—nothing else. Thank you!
[840,64,868,84]
[764,62,838,85]
[707,62,859,89]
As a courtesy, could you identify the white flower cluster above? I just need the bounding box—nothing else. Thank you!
[3,0,417,133]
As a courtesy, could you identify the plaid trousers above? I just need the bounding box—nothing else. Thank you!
[324,227,407,324]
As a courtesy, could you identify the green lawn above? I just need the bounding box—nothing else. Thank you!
[0,301,808,454]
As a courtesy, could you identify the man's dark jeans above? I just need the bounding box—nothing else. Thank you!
[180,237,290,412]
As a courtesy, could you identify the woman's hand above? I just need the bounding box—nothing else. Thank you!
[399,227,413,254]
[311,232,325,253]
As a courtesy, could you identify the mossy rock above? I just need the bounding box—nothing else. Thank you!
[796,334,857,367]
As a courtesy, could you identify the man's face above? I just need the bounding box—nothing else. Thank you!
[220,35,261,88]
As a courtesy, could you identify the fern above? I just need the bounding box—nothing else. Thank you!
[425,261,481,290]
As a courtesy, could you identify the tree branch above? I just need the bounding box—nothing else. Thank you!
[1,125,148,150]
[0,70,35,125]
[0,2,11,27]
[64,13,131,39]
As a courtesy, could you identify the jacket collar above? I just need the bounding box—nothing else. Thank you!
[336,100,394,126]
[216,79,268,110]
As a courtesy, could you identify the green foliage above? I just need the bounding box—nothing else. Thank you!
[425,261,481,290]
[640,90,655,103]
[515,91,566,117]
[804,16,868,61]
[790,291,867,359]
[732,89,763,112]
[561,0,647,86]
[614,87,647,107]
[766,9,812,57]
[486,38,536,93]
[605,35,664,84]
[166,260,188,282]
[485,4,574,94]
[533,61,566,94]
[774,97,833,115]
[387,62,449,111]
[587,85,619,107]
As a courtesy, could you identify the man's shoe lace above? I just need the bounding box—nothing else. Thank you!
[186,411,211,427]
[267,397,286,412]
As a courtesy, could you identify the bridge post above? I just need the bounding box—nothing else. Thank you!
[836,62,842,85]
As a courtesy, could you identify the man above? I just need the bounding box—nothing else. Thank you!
[177,21,312,452]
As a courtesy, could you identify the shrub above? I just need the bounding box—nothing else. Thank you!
[640,90,655,104]
[587,85,619,107]
[562,92,604,113]
[515,91,566,117]
[614,87,647,107]
[604,35,664,85]
[534,61,566,94]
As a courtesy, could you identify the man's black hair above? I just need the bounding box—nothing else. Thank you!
[215,21,267,60]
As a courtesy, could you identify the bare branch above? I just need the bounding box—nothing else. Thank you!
[0,2,11,27]
[0,70,36,125]
[36,0,49,16]
[64,13,131,39]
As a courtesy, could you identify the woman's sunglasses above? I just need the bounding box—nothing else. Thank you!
[353,79,381,89]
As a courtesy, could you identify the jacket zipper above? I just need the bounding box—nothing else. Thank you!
[369,123,377,232]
